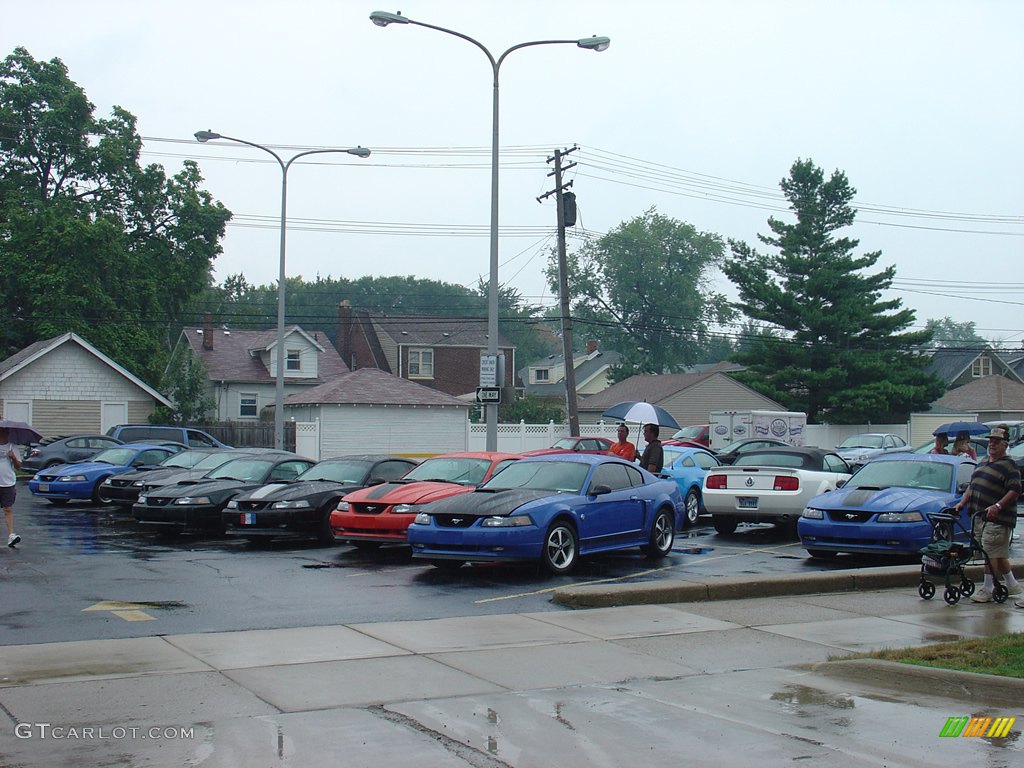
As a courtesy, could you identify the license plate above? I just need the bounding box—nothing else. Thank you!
[737,496,758,509]
[240,513,256,525]
[39,484,49,492]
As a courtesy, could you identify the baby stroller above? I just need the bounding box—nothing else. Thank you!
[918,508,1008,605]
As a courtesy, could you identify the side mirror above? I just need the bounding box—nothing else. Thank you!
[836,479,846,488]
[589,484,612,496]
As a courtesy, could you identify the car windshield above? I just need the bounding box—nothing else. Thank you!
[206,458,276,482]
[549,438,578,450]
[673,426,705,439]
[849,460,953,491]
[839,435,883,449]
[481,460,589,493]
[90,447,143,465]
[192,452,249,471]
[733,452,809,469]
[403,457,493,485]
[295,460,371,484]
[160,451,209,469]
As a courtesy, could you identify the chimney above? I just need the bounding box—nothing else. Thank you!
[203,313,214,351]
[586,339,598,354]
[338,300,353,368]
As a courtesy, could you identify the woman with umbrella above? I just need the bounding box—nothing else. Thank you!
[0,427,24,547]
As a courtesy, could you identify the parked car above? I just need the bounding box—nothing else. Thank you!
[984,420,1024,445]
[834,433,908,467]
[96,447,250,505]
[28,443,184,505]
[797,453,976,558]
[911,437,986,458]
[661,446,722,527]
[407,454,684,574]
[222,455,419,543]
[21,434,124,471]
[330,451,520,547]
[519,437,613,457]
[132,452,314,533]
[702,447,852,534]
[714,437,790,465]
[670,424,710,447]
[105,424,231,448]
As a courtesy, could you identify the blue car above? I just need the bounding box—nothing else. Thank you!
[661,446,722,527]
[28,443,184,506]
[797,453,976,558]
[407,454,684,574]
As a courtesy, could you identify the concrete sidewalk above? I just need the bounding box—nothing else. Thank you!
[2,570,1023,766]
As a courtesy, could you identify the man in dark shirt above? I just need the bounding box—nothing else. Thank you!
[639,423,664,473]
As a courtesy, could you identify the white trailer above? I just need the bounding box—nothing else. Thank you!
[709,410,807,451]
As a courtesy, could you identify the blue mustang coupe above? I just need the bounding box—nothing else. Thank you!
[797,453,976,558]
[28,443,183,505]
[407,454,684,574]
[661,446,722,527]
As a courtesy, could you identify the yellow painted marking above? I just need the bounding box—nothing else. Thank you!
[83,601,155,621]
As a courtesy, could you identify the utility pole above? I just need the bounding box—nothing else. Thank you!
[538,146,580,436]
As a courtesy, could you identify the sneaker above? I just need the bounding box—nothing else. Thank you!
[1006,583,1023,597]
[970,589,994,603]
[7,533,20,547]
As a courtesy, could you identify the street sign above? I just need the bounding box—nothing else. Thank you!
[479,354,498,387]
[475,386,501,404]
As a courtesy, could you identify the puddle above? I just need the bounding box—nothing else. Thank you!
[675,546,714,555]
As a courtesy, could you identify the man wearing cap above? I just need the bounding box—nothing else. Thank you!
[954,425,1021,602]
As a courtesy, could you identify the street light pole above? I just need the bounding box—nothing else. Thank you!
[369,11,608,451]
[194,131,370,450]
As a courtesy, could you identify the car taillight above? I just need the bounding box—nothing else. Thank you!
[706,475,726,489]
[29,448,40,457]
[774,476,799,491]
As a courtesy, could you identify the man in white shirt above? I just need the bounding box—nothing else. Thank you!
[0,428,22,547]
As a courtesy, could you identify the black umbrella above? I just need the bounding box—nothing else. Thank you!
[0,419,43,445]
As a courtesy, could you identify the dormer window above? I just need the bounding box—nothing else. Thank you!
[533,368,550,383]
[286,349,301,371]
[408,348,433,378]
[972,356,992,377]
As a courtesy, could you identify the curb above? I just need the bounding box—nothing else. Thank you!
[806,659,1024,706]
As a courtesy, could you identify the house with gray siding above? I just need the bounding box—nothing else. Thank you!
[0,333,171,438]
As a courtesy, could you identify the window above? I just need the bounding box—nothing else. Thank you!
[971,356,992,377]
[408,348,433,378]
[533,368,550,383]
[239,394,258,418]
[286,349,301,371]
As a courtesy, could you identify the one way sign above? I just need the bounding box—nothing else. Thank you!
[475,387,501,404]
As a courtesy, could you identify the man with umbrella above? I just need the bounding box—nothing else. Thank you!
[0,427,24,547]
[639,424,664,473]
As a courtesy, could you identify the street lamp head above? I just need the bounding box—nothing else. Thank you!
[577,36,610,52]
[369,10,409,27]
[194,130,222,142]
[348,146,371,158]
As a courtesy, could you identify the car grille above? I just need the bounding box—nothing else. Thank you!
[108,478,133,488]
[37,472,58,482]
[352,503,389,515]
[235,500,270,512]
[434,515,476,528]
[143,497,173,508]
[826,510,874,523]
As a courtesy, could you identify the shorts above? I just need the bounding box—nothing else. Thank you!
[0,484,15,509]
[973,516,1012,560]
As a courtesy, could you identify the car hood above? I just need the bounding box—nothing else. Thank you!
[809,484,955,512]
[234,480,363,502]
[45,461,127,476]
[426,488,557,517]
[343,480,476,506]
[146,478,259,498]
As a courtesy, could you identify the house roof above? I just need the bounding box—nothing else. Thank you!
[577,362,749,410]
[182,326,349,384]
[362,313,512,348]
[284,367,470,408]
[0,332,172,406]
[520,349,624,396]
[925,346,1024,386]
[933,375,1024,412]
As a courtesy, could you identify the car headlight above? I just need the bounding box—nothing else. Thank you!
[272,500,311,509]
[393,504,418,514]
[174,496,211,505]
[876,511,924,523]
[132,480,145,487]
[336,501,350,512]
[413,512,431,525]
[226,500,239,510]
[59,474,87,482]
[801,508,824,519]
[481,515,532,527]
[137,495,148,504]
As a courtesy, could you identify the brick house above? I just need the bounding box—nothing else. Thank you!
[335,302,515,398]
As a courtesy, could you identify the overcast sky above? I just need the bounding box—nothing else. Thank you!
[5,1,1023,346]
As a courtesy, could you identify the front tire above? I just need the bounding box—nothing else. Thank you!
[683,489,701,527]
[541,522,578,575]
[316,508,337,545]
[642,509,674,558]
